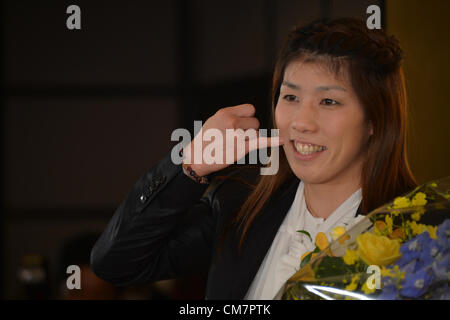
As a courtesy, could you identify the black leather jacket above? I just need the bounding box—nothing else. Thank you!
[91,152,302,299]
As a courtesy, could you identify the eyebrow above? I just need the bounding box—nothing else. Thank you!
[281,81,346,92]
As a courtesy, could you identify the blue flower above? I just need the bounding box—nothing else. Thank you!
[400,268,434,298]
[397,232,430,268]
[436,219,450,248]
[377,284,398,300]
[382,274,394,288]
[402,260,417,276]
[417,237,441,272]
[431,252,449,282]
[379,268,402,300]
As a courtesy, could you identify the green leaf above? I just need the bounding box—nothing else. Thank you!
[297,230,313,243]
[299,252,313,269]
[315,256,356,279]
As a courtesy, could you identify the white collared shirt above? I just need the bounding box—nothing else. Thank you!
[244,180,364,300]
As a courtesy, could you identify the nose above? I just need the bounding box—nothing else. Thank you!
[291,100,319,133]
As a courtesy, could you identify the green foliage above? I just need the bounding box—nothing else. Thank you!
[296,230,313,243]
[315,256,362,279]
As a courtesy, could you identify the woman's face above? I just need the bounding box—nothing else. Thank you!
[275,59,373,186]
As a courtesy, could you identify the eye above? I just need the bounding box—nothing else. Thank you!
[321,98,340,106]
[282,94,299,102]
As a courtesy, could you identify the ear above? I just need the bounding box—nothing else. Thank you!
[368,121,374,136]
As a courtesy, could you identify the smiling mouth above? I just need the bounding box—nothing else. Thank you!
[293,141,327,155]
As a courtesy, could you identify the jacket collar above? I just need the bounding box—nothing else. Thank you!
[232,178,300,299]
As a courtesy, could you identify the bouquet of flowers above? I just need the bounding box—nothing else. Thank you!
[280,176,450,300]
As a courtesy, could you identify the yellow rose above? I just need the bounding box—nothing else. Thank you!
[356,232,401,266]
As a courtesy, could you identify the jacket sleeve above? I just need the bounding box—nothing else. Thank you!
[90,152,221,287]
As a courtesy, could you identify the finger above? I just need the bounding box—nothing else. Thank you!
[228,130,258,160]
[229,104,256,117]
[238,135,284,158]
[250,136,284,151]
[233,117,260,130]
[231,135,284,162]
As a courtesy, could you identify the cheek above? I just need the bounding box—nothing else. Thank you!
[317,121,366,174]
[328,117,368,154]
[274,104,291,131]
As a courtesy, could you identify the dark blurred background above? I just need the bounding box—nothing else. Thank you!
[2,0,449,299]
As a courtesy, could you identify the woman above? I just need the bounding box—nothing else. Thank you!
[90,18,417,300]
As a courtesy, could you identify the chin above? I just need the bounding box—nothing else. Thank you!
[290,167,324,184]
[284,156,317,182]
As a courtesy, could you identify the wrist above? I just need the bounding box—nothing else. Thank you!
[179,148,210,184]
[181,162,210,184]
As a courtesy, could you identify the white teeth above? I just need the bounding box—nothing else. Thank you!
[294,142,326,155]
